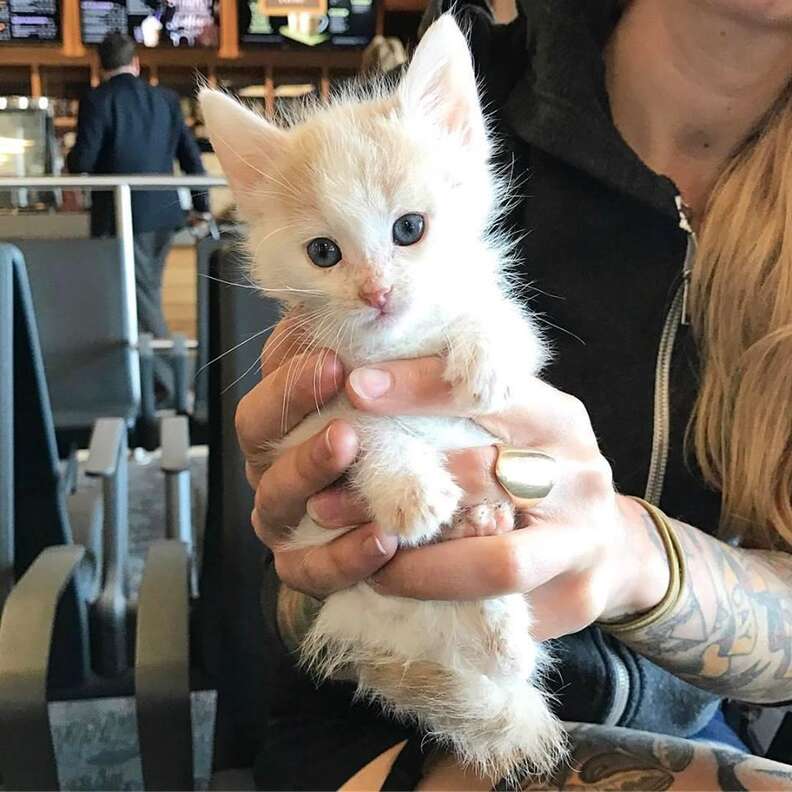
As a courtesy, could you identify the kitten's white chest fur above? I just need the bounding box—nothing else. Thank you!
[200,12,567,780]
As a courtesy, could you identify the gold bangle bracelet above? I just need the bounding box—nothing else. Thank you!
[598,497,687,635]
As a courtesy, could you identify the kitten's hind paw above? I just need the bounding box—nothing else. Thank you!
[444,502,515,539]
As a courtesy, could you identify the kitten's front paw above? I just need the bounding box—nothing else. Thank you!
[371,468,462,546]
[444,340,514,414]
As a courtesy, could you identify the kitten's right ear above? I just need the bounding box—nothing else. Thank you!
[198,89,287,207]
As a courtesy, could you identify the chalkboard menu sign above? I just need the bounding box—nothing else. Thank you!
[81,0,218,47]
[0,0,61,42]
[240,0,375,48]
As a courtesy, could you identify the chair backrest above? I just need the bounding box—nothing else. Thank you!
[194,235,224,425]
[0,243,88,689]
[7,238,139,436]
[0,246,16,610]
[197,236,282,770]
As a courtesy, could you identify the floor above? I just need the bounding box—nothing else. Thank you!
[163,242,199,339]
[46,447,213,791]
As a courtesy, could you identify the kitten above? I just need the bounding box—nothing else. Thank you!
[200,15,566,780]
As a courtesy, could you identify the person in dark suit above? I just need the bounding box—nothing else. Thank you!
[67,31,210,399]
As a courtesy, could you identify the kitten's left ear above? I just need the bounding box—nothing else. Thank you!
[398,15,488,155]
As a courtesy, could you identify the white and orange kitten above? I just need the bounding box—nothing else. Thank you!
[200,16,566,780]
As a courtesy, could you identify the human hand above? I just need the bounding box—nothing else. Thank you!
[235,317,398,600]
[304,357,670,641]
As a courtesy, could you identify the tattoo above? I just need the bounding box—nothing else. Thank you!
[614,515,792,702]
[514,723,792,791]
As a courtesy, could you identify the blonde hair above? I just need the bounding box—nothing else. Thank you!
[690,83,792,550]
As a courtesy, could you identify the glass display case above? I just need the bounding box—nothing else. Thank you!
[0,95,59,209]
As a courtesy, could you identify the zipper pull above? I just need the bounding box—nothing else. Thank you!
[675,196,697,326]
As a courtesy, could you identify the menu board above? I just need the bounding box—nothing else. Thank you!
[80,0,126,43]
[240,0,375,47]
[81,0,218,47]
[0,0,60,42]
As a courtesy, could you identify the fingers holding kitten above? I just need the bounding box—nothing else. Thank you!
[305,446,514,540]
[274,524,398,600]
[260,312,317,375]
[238,348,344,485]
[252,419,358,549]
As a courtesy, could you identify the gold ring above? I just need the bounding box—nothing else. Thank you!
[494,446,557,509]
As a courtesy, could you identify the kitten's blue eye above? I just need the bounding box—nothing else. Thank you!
[392,213,425,246]
[307,237,342,268]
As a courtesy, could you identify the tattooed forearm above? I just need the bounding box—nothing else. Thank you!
[610,514,792,702]
[515,723,792,791]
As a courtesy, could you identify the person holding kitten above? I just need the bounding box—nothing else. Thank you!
[233,0,792,789]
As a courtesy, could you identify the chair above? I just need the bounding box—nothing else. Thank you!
[0,244,197,790]
[6,238,141,446]
[128,238,281,789]
[5,237,190,452]
[193,226,236,437]
[0,243,94,691]
[0,244,94,789]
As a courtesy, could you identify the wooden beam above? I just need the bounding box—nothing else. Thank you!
[320,66,330,101]
[61,0,87,57]
[30,64,42,98]
[264,65,275,116]
[218,0,240,59]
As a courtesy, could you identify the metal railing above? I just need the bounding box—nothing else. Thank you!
[0,175,227,405]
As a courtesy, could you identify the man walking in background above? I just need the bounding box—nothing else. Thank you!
[67,31,210,401]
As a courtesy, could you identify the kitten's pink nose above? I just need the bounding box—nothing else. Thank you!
[358,284,392,310]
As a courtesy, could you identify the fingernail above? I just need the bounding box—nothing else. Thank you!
[363,533,398,558]
[314,423,335,463]
[306,492,331,524]
[349,368,393,400]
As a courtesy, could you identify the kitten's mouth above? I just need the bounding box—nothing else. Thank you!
[363,304,402,324]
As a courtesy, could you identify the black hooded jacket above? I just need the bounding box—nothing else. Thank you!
[255,3,725,788]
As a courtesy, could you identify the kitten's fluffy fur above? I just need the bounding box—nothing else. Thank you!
[200,16,566,780]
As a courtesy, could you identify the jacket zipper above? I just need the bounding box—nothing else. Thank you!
[603,648,631,726]
[643,197,696,506]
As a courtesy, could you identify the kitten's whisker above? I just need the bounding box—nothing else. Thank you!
[291,313,338,422]
[197,306,325,386]
[253,221,301,245]
[198,273,260,290]
[194,323,278,380]
[222,350,267,395]
[198,272,322,296]
[260,286,322,295]
[261,309,329,374]
[313,315,349,414]
[278,311,334,435]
